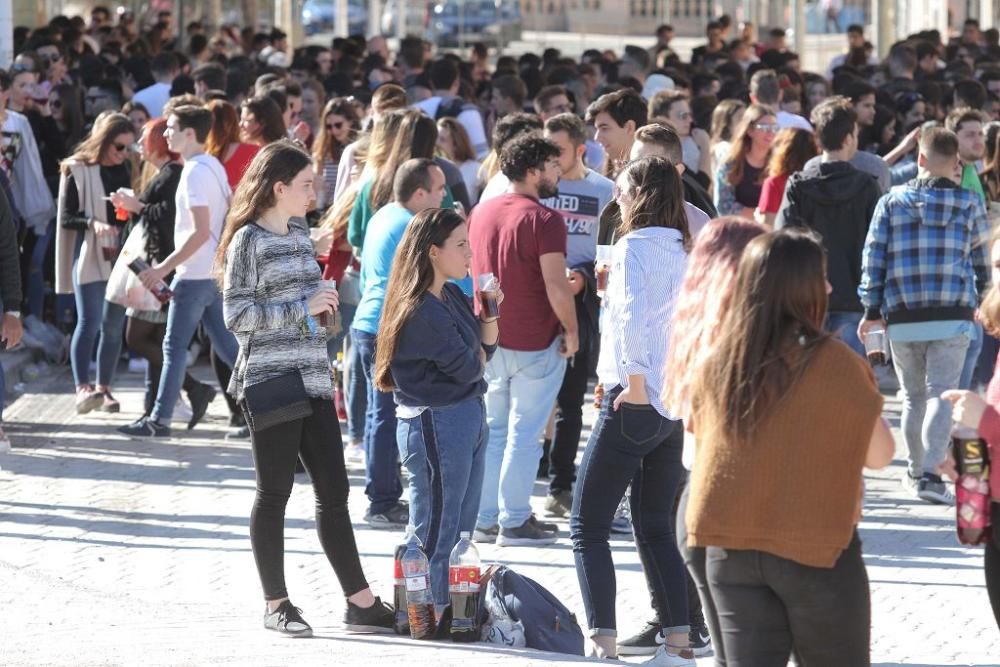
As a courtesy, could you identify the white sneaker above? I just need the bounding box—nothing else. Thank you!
[0,426,10,453]
[641,645,696,666]
[344,441,365,467]
[172,397,193,424]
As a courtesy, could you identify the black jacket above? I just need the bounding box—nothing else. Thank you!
[775,160,882,313]
[0,187,22,312]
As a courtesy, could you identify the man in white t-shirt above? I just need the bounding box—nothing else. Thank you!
[132,52,178,119]
[413,59,489,159]
[119,105,237,438]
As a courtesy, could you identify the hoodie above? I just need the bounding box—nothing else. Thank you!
[858,177,990,325]
[775,160,882,313]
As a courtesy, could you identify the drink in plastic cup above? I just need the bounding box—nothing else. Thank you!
[99,232,119,263]
[478,273,499,320]
[863,327,888,366]
[318,279,336,328]
[595,245,612,294]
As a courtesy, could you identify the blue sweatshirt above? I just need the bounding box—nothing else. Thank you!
[391,282,496,409]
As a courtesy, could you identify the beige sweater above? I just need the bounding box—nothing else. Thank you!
[55,162,112,295]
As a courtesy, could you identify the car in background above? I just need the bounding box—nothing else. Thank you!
[428,0,522,47]
[303,0,369,36]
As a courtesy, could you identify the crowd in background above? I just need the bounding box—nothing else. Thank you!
[0,5,999,665]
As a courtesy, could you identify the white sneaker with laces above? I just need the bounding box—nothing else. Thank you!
[172,397,194,424]
[641,645,697,666]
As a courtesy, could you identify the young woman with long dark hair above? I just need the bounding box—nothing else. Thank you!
[55,113,135,414]
[313,97,360,212]
[714,104,777,218]
[685,228,895,665]
[216,140,393,637]
[570,156,693,663]
[373,207,500,617]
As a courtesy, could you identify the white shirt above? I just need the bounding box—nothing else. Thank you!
[174,153,231,280]
[132,82,172,119]
[478,172,511,203]
[458,159,482,204]
[684,202,711,238]
[596,227,687,419]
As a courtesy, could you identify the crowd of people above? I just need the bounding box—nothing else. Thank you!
[1,5,1000,665]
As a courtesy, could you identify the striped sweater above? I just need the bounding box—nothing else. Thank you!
[223,217,332,401]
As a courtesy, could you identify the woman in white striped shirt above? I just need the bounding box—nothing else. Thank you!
[570,156,694,665]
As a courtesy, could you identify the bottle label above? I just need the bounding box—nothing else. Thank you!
[393,560,403,580]
[405,575,428,592]
[448,566,481,593]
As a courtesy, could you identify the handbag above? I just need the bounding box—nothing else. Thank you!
[105,222,162,311]
[243,370,313,432]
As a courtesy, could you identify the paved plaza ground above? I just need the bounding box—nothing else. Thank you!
[0,364,998,666]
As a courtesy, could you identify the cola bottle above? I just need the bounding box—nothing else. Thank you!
[127,257,173,304]
[401,529,436,639]
[448,531,481,643]
[392,528,420,635]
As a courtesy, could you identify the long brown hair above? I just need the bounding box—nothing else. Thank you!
[241,95,286,145]
[710,98,745,145]
[437,117,477,163]
[214,141,313,284]
[662,217,766,417]
[373,208,467,391]
[313,97,360,168]
[725,104,775,186]
[616,156,691,248]
[205,99,241,160]
[764,127,818,178]
[688,228,830,444]
[369,110,438,211]
[61,112,135,173]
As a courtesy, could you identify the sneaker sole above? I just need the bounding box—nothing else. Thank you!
[364,520,408,530]
[617,645,661,656]
[99,402,121,413]
[266,627,313,639]
[472,534,497,544]
[917,491,954,505]
[496,535,558,547]
[692,643,713,657]
[343,623,394,634]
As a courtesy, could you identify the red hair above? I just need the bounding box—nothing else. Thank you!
[661,216,766,417]
[142,118,179,161]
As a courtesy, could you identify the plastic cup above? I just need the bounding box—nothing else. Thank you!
[595,245,613,294]
[99,233,119,263]
[478,273,499,320]
[862,328,888,366]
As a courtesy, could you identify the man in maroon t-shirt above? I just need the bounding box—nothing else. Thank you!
[469,134,579,547]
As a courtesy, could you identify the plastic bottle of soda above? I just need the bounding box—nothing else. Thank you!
[952,424,992,545]
[448,531,481,643]
[401,530,436,639]
[392,528,420,635]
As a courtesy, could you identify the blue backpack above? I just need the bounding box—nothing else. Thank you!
[480,565,584,656]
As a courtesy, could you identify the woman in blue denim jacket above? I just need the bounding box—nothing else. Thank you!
[373,207,500,617]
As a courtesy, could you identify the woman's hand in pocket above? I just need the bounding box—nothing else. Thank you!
[613,381,650,411]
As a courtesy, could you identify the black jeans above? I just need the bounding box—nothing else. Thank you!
[570,386,689,635]
[988,503,1000,629]
[677,483,725,665]
[705,532,870,667]
[549,344,591,493]
[248,398,368,601]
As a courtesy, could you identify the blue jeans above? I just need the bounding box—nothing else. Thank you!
[70,279,126,387]
[478,338,566,529]
[824,311,864,357]
[27,220,54,319]
[398,397,487,609]
[326,304,367,443]
[151,278,238,423]
[570,385,689,637]
[891,334,970,477]
[352,327,403,513]
[960,323,984,390]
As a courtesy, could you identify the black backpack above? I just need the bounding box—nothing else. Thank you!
[435,95,475,120]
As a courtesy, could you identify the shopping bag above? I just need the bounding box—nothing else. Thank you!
[105,223,162,312]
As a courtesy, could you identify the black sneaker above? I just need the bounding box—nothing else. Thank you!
[689,625,712,657]
[263,600,313,638]
[917,473,955,505]
[528,514,558,533]
[364,500,409,529]
[617,620,663,656]
[117,416,171,438]
[344,596,395,633]
[497,517,558,546]
[187,382,217,429]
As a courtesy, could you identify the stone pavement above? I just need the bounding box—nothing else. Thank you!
[0,365,998,667]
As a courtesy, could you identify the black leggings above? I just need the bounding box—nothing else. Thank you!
[125,317,200,416]
[248,398,368,601]
[677,483,725,665]
[988,504,1000,629]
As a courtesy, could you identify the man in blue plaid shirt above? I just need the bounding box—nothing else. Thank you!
[858,127,991,505]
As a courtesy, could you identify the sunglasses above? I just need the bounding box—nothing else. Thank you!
[546,103,572,114]
[754,123,780,133]
[49,99,62,109]
[112,142,128,153]
[674,111,692,120]
[326,120,345,131]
